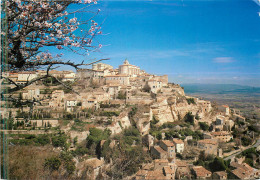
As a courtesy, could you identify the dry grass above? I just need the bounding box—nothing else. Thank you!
[8,145,59,180]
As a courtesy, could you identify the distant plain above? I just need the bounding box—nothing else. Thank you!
[181,84,260,120]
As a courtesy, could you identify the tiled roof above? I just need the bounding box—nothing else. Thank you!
[211,131,230,136]
[145,170,165,180]
[163,166,175,174]
[153,146,167,154]
[193,166,212,177]
[172,138,184,144]
[176,160,187,167]
[154,159,168,164]
[198,139,218,145]
[214,171,227,177]
[162,140,174,147]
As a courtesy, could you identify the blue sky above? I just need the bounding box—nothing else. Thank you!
[55,0,260,86]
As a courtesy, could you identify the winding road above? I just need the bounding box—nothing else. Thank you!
[224,139,260,161]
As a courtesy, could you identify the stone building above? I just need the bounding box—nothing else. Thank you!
[119,59,141,77]
[17,71,38,84]
[22,87,40,100]
[197,139,218,156]
[212,171,228,180]
[230,162,260,180]
[176,160,191,179]
[192,166,212,179]
[210,131,233,142]
[172,138,185,153]
[92,63,113,71]
[217,105,230,116]
[49,90,65,108]
[105,74,130,85]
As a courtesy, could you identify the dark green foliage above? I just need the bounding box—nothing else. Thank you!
[86,128,111,149]
[184,112,194,125]
[156,133,162,140]
[186,98,196,105]
[242,147,257,157]
[64,113,74,120]
[150,116,159,129]
[51,134,67,148]
[123,127,141,145]
[208,157,227,172]
[199,122,209,131]
[60,152,75,174]
[248,125,259,132]
[34,134,50,145]
[241,136,253,146]
[194,152,230,173]
[10,134,51,146]
[44,156,61,171]
[128,106,137,119]
[73,145,88,156]
[8,118,14,130]
[161,123,174,129]
[100,111,120,117]
[117,91,126,99]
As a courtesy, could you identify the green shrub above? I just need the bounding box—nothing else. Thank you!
[184,112,194,125]
[34,134,50,145]
[186,98,196,105]
[52,134,67,148]
[199,122,209,131]
[44,156,61,171]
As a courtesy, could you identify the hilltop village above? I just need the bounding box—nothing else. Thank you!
[2,60,260,179]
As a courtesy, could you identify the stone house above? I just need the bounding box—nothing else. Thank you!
[231,162,260,179]
[223,119,235,131]
[151,146,168,159]
[49,90,64,108]
[210,131,233,142]
[62,71,76,82]
[160,140,176,160]
[216,115,225,125]
[154,159,169,169]
[92,63,113,71]
[197,139,218,156]
[192,166,212,179]
[212,171,227,180]
[105,75,130,86]
[172,138,184,153]
[65,97,78,112]
[8,72,18,82]
[175,160,191,179]
[217,105,230,116]
[197,100,212,113]
[22,87,40,100]
[148,79,163,93]
[163,166,175,179]
[17,71,38,84]
[230,162,260,180]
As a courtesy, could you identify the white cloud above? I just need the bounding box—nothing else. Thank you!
[213,57,235,63]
